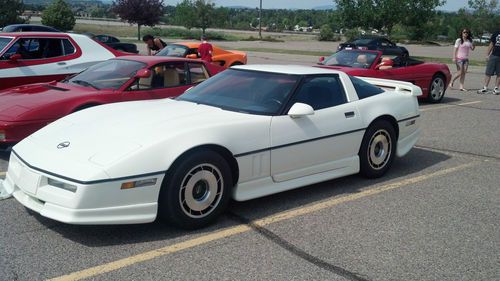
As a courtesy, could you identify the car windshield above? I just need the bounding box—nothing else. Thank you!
[156,44,188,57]
[321,50,378,69]
[351,38,374,45]
[177,69,299,115]
[67,59,146,90]
[0,37,13,53]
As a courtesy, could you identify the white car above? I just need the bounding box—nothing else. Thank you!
[0,65,421,229]
[0,32,127,90]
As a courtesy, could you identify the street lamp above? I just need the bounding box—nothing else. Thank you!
[259,0,262,39]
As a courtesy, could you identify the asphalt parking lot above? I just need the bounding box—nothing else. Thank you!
[0,50,499,281]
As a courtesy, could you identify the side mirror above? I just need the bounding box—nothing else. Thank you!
[135,68,151,79]
[319,56,325,63]
[9,54,22,62]
[186,54,198,59]
[288,103,314,118]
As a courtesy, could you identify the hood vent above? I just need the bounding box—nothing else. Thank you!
[44,85,70,91]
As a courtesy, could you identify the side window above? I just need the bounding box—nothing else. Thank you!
[188,63,209,84]
[3,38,41,59]
[350,76,384,99]
[62,39,76,55]
[134,62,187,90]
[291,76,346,110]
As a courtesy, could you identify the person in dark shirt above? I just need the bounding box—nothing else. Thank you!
[478,31,500,94]
[197,35,213,63]
[142,34,167,56]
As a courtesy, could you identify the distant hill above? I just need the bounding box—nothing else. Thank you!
[312,5,335,10]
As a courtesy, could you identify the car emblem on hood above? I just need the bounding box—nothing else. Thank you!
[57,141,70,149]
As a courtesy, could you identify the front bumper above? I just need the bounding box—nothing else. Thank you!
[5,153,165,224]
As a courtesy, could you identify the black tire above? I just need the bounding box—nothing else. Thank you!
[158,150,232,229]
[427,74,446,103]
[359,120,396,178]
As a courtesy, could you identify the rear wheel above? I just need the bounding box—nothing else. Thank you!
[359,120,396,178]
[427,74,446,103]
[158,150,232,229]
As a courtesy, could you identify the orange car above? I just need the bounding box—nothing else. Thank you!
[156,42,247,68]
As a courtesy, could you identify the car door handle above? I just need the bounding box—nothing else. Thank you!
[344,111,355,118]
[57,62,66,65]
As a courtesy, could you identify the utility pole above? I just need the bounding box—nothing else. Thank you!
[259,0,262,39]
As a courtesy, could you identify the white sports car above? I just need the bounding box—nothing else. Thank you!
[0,65,421,229]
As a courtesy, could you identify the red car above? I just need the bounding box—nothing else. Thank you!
[0,56,225,150]
[316,49,451,103]
[0,32,129,90]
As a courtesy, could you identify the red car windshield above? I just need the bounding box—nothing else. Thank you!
[156,44,189,57]
[321,50,378,69]
[67,59,146,90]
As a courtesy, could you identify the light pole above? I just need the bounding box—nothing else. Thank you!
[259,0,262,39]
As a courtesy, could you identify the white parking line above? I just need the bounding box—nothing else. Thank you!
[48,162,478,281]
[420,101,482,112]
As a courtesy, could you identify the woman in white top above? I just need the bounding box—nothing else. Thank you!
[450,28,475,91]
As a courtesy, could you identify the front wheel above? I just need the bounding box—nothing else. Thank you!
[427,74,446,103]
[359,120,396,178]
[158,150,232,229]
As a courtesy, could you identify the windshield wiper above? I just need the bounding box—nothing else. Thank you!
[72,80,100,90]
[330,64,352,67]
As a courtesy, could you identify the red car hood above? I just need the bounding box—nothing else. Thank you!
[0,82,96,121]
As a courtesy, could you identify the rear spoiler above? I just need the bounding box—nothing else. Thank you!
[357,76,423,97]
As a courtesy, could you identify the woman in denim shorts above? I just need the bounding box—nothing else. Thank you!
[450,29,475,91]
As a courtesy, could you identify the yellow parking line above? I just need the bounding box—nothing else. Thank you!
[0,171,6,177]
[48,162,477,281]
[420,100,482,112]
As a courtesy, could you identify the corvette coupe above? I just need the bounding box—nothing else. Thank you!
[156,42,247,68]
[0,56,224,150]
[317,49,451,103]
[0,65,421,229]
[0,32,129,90]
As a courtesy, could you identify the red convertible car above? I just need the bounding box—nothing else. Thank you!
[0,56,225,150]
[316,49,451,103]
[0,32,129,90]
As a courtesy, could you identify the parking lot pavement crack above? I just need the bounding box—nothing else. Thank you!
[415,145,500,161]
[227,211,370,281]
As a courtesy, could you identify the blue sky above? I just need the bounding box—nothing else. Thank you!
[167,0,469,11]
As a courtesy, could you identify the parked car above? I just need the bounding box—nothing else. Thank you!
[86,33,139,54]
[337,36,409,57]
[1,24,60,33]
[156,42,247,68]
[317,49,451,103]
[1,65,420,229]
[0,32,130,90]
[0,56,224,151]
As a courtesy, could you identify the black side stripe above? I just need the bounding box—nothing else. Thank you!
[12,150,166,185]
[234,114,420,158]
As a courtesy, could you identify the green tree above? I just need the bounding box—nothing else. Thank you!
[468,0,499,34]
[319,24,335,41]
[175,0,214,35]
[41,0,75,31]
[0,0,26,27]
[112,0,164,40]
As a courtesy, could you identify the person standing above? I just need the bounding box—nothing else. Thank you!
[198,35,213,63]
[477,31,500,95]
[450,29,475,91]
[142,34,167,56]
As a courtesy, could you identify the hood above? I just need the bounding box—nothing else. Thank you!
[0,82,95,121]
[13,99,265,180]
